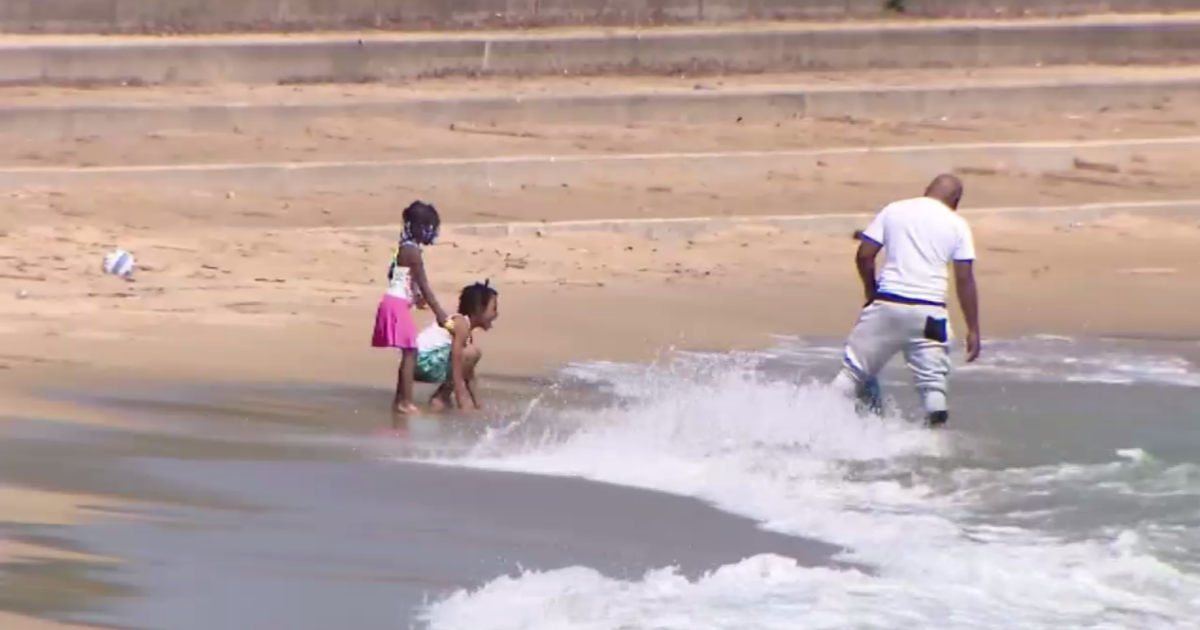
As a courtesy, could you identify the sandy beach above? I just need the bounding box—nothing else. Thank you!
[4,18,1200,626]
[3,209,1200,384]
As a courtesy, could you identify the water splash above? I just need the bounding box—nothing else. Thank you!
[416,350,1200,630]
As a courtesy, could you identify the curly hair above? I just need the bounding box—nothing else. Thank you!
[400,200,440,245]
[458,280,497,316]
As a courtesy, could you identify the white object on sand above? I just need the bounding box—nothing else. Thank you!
[103,249,136,278]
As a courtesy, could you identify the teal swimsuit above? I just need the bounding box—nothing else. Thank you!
[415,315,469,383]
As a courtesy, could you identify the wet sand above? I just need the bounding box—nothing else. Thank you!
[0,382,849,629]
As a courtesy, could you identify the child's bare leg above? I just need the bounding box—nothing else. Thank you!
[394,350,419,414]
[429,347,481,411]
[428,382,453,412]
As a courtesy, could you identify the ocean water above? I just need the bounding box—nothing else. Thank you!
[415,335,1200,630]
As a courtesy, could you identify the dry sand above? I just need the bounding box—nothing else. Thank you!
[3,68,1199,167]
[4,137,1200,231]
[5,107,1200,168]
[2,210,1198,391]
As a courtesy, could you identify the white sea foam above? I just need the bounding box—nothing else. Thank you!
[967,341,1200,387]
[762,335,1200,388]
[417,351,1200,630]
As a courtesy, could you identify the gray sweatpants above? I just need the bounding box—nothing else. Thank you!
[832,301,952,416]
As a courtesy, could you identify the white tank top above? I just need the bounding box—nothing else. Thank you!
[417,316,469,353]
[385,243,422,302]
[386,263,414,300]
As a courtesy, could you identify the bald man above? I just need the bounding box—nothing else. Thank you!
[832,174,981,427]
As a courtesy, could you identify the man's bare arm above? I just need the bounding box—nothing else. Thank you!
[855,238,883,305]
[953,260,981,362]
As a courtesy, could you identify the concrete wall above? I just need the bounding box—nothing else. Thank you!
[0,0,1194,33]
[5,18,1200,86]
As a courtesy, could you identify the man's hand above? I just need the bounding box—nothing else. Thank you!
[965,330,982,363]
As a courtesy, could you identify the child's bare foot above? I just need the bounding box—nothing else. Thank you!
[393,402,420,415]
[428,397,447,413]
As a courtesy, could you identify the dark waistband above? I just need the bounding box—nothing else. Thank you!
[875,292,946,308]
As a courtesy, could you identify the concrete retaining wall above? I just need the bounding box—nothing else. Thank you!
[0,0,1194,34]
[5,17,1200,85]
[3,78,1197,141]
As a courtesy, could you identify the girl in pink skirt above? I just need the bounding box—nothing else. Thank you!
[372,201,448,415]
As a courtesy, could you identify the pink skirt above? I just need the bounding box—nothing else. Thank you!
[371,295,417,350]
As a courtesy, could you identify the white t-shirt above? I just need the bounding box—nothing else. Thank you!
[860,196,976,304]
